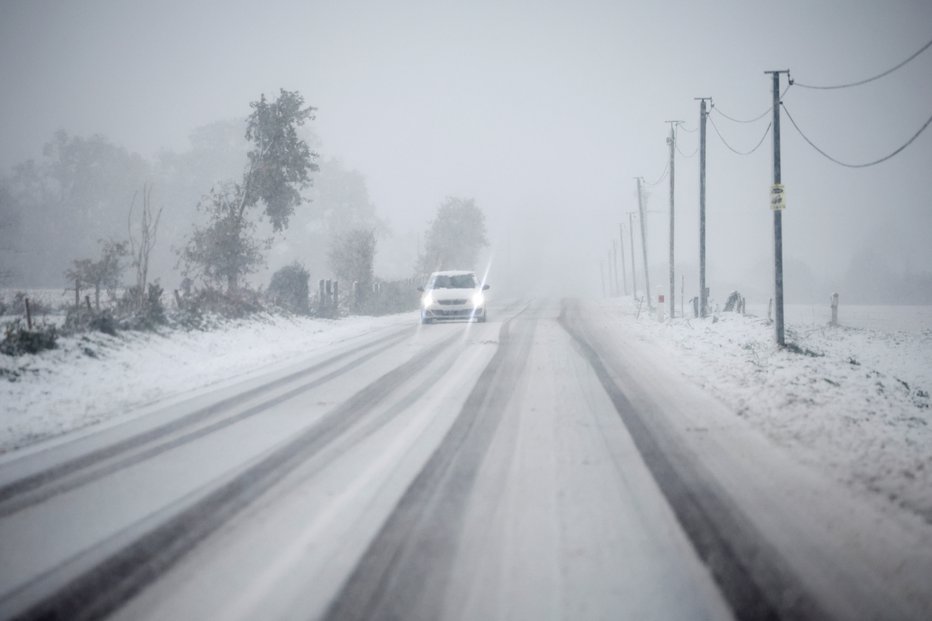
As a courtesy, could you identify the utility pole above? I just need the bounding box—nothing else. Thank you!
[635,177,652,310]
[765,70,790,346]
[695,98,712,318]
[600,260,606,298]
[612,240,620,296]
[607,248,615,296]
[628,211,638,299]
[665,120,682,319]
[618,223,628,295]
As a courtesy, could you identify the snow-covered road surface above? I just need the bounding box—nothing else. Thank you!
[0,299,929,620]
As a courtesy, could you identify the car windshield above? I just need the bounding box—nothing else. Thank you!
[430,274,477,289]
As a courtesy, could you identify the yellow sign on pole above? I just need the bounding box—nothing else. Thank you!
[770,183,786,210]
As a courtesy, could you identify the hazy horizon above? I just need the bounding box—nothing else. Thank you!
[2,0,930,304]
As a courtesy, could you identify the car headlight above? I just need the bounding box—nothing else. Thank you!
[472,292,485,307]
[422,292,434,308]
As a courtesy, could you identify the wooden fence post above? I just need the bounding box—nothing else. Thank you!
[25,297,33,330]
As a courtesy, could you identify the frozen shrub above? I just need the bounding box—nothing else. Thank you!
[1,320,57,356]
[175,286,265,326]
[117,282,167,330]
[267,263,310,314]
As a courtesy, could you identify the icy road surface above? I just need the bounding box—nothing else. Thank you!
[0,300,929,620]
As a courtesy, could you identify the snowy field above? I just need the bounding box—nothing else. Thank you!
[746,302,932,334]
[602,298,932,523]
[1,298,930,526]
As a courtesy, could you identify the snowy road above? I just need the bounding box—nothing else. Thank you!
[0,300,929,620]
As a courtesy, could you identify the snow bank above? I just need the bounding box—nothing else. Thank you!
[602,299,932,523]
[0,313,413,454]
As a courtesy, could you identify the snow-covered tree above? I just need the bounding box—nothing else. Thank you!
[180,89,318,291]
[416,197,488,276]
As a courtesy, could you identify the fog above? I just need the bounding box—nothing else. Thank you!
[1,0,931,303]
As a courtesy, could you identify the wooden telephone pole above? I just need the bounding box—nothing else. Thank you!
[695,98,712,318]
[765,70,789,346]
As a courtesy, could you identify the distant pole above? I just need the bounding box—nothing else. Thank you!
[607,249,615,296]
[612,240,620,296]
[665,120,682,319]
[628,212,638,298]
[765,70,790,347]
[618,223,628,295]
[635,178,652,310]
[696,98,712,318]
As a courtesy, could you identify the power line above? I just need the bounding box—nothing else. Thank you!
[781,103,932,168]
[645,162,668,186]
[792,37,932,90]
[678,124,698,133]
[712,84,793,124]
[675,142,698,158]
[708,114,772,156]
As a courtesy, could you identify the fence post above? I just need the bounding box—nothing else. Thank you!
[25,297,33,330]
[85,295,93,312]
[830,292,839,326]
[333,281,339,312]
[75,279,80,311]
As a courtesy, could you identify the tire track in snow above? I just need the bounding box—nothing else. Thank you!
[557,299,828,621]
[0,327,412,517]
[0,327,469,621]
[322,303,536,621]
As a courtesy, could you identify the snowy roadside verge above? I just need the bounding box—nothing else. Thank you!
[596,299,932,523]
[0,312,416,454]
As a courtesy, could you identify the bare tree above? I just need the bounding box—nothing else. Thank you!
[128,183,163,310]
[65,239,129,310]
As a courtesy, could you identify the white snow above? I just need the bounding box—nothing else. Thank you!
[0,312,415,455]
[2,298,930,526]
[597,298,932,523]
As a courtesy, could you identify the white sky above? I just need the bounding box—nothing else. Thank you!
[1,0,930,299]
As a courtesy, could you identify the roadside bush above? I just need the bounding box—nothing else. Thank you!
[267,262,310,314]
[174,286,265,327]
[1,320,58,356]
[64,306,118,336]
[117,282,167,330]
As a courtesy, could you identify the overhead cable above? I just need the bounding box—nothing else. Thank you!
[792,37,932,90]
[675,142,698,158]
[708,115,772,156]
[781,103,932,168]
[712,84,793,123]
[646,162,668,186]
